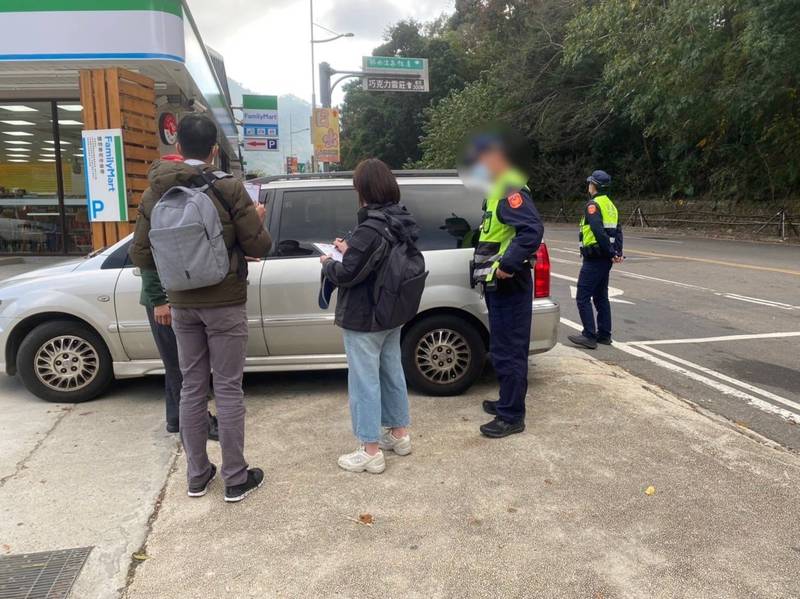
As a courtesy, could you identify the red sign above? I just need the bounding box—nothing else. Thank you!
[159,112,178,145]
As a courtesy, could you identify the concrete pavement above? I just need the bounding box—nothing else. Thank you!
[123,345,800,599]
[0,375,176,599]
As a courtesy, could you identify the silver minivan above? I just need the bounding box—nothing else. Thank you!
[0,171,559,402]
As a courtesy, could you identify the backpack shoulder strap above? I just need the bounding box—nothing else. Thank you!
[190,168,235,217]
[361,211,398,243]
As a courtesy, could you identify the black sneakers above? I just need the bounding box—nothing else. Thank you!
[224,468,264,503]
[188,464,217,497]
[480,418,525,438]
[597,336,613,345]
[568,334,598,349]
[482,400,498,416]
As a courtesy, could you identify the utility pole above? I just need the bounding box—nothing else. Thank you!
[309,0,316,172]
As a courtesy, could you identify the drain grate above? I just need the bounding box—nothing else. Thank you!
[0,547,92,599]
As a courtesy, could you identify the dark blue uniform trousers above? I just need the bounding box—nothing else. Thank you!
[485,283,532,424]
[576,259,613,339]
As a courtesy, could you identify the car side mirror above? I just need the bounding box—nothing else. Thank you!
[133,267,141,277]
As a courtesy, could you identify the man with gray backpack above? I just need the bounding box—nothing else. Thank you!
[130,115,271,502]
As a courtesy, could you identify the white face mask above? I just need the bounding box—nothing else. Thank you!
[462,163,493,194]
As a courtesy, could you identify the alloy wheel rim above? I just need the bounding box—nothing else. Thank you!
[415,328,471,384]
[34,335,99,392]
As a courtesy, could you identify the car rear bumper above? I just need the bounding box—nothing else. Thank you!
[530,298,560,354]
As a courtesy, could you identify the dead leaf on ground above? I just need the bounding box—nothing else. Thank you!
[644,485,656,496]
[132,552,149,561]
[358,513,374,525]
[2,544,11,553]
[507,507,518,513]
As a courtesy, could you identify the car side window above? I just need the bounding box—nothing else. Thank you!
[399,185,484,251]
[275,188,358,257]
[101,240,133,269]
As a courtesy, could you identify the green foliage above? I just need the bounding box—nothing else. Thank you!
[340,0,800,201]
[339,19,474,169]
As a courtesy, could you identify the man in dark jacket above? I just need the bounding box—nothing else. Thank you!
[130,115,271,503]
[139,154,217,440]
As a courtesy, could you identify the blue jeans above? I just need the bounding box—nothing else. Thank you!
[341,327,410,443]
[576,259,613,339]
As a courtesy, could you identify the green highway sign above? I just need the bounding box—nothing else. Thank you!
[364,56,425,71]
[363,56,430,93]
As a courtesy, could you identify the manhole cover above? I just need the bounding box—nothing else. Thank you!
[0,547,92,599]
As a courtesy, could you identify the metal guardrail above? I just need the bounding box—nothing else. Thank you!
[543,205,799,240]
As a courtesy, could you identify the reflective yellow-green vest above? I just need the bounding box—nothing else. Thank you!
[580,194,618,248]
[473,169,529,284]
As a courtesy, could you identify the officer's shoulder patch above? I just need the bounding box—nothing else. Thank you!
[587,203,598,215]
[508,192,523,209]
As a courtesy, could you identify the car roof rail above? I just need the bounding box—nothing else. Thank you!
[250,169,459,185]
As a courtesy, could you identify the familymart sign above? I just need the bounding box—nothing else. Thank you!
[0,1,185,63]
[82,129,128,222]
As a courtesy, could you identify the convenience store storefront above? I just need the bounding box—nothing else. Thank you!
[0,1,239,255]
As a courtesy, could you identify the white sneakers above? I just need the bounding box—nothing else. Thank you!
[338,446,386,473]
[337,430,412,474]
[379,429,412,456]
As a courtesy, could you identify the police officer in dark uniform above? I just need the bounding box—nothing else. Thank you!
[465,134,544,438]
[568,170,624,349]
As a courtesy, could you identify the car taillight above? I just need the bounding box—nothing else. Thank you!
[534,244,550,298]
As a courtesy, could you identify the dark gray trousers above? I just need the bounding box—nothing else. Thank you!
[145,305,182,428]
[172,304,249,488]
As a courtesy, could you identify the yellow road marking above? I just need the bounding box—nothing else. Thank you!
[621,249,800,276]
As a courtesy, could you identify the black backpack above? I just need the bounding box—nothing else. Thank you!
[362,210,429,330]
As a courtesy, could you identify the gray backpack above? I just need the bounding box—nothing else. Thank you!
[148,170,233,291]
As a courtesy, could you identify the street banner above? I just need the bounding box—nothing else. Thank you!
[243,95,279,151]
[313,108,340,163]
[81,128,128,222]
[362,56,429,93]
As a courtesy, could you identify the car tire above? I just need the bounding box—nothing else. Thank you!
[402,314,486,396]
[17,320,114,403]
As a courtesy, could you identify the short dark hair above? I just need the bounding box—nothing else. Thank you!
[177,114,218,160]
[353,158,400,206]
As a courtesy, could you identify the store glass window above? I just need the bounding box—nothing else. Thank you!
[57,103,91,253]
[0,101,63,253]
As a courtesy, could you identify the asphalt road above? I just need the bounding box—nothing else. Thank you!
[544,224,800,450]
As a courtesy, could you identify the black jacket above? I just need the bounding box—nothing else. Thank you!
[322,203,419,332]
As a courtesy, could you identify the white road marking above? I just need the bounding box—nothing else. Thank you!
[630,331,800,346]
[549,247,581,256]
[551,272,634,304]
[551,261,800,311]
[568,285,635,305]
[615,270,714,292]
[633,343,800,413]
[560,317,800,424]
[716,293,800,311]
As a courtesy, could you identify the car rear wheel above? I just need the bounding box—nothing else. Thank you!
[17,320,113,403]
[402,314,486,396]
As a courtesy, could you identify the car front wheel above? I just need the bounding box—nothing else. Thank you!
[401,314,486,396]
[17,320,114,403]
